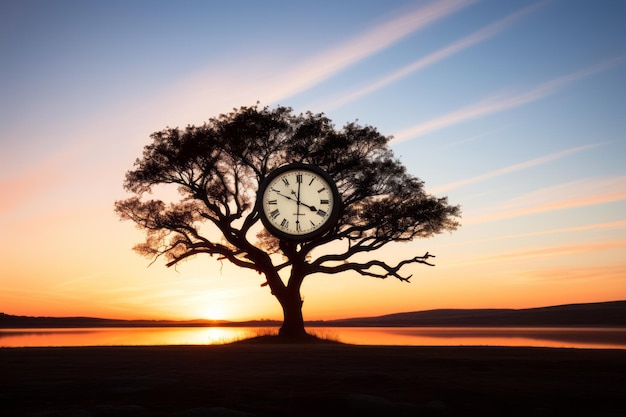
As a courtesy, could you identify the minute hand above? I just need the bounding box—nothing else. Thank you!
[274,190,318,211]
[273,191,297,203]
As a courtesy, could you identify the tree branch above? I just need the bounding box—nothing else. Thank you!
[314,252,435,282]
[308,234,387,269]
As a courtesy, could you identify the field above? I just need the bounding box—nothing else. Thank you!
[2,340,626,416]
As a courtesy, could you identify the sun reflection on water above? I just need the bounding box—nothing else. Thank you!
[1,327,625,349]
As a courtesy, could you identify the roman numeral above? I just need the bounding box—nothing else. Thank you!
[267,200,277,205]
[308,178,315,185]
[316,209,327,217]
[280,218,289,228]
[296,174,302,183]
[317,187,326,193]
[270,209,280,219]
[320,199,329,205]
[282,177,289,186]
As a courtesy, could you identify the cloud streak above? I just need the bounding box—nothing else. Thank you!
[467,175,626,224]
[525,263,626,282]
[155,0,474,126]
[265,0,474,103]
[448,220,626,247]
[432,143,602,193]
[392,55,626,143]
[463,240,626,265]
[325,1,545,110]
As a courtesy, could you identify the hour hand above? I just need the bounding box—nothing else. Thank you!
[299,201,317,211]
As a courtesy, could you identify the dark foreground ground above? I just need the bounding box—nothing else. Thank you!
[1,341,625,417]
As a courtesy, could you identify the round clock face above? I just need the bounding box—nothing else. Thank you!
[258,164,340,241]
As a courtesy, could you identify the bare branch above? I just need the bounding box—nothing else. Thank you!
[314,252,436,282]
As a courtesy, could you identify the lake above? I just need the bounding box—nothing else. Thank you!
[2,326,626,349]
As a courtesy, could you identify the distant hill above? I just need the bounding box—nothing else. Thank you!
[323,300,626,327]
[2,300,625,328]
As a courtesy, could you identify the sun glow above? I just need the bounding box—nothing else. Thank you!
[202,305,228,321]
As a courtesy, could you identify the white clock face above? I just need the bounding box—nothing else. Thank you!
[261,167,337,239]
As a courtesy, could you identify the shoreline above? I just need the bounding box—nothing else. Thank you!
[2,343,626,416]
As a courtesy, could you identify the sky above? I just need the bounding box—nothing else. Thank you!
[1,0,625,322]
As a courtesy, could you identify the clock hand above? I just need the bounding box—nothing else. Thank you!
[274,190,316,208]
[273,190,297,203]
[295,178,302,228]
[273,189,318,211]
[298,200,318,212]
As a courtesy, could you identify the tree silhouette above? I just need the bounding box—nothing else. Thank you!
[115,104,461,338]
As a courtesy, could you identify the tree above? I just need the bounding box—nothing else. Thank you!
[114,104,461,338]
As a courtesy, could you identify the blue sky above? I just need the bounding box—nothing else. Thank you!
[1,0,625,320]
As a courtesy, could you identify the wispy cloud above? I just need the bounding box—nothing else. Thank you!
[267,0,474,103]
[325,1,545,110]
[392,55,626,143]
[463,240,626,265]
[449,220,626,247]
[156,0,474,126]
[467,175,626,224]
[441,125,510,149]
[524,263,626,282]
[432,143,603,193]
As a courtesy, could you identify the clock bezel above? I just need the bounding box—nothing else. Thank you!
[256,163,341,242]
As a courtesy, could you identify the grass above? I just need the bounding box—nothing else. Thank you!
[231,328,343,345]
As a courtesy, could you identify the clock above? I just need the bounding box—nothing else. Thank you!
[257,163,340,241]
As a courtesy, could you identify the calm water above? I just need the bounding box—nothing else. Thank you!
[1,327,626,349]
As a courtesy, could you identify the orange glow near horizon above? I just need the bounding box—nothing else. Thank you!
[1,196,625,322]
[1,197,625,322]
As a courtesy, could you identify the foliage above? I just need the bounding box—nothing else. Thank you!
[115,104,461,335]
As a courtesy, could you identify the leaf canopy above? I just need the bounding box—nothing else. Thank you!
[115,104,461,281]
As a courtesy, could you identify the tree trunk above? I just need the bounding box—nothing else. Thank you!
[278,286,307,338]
